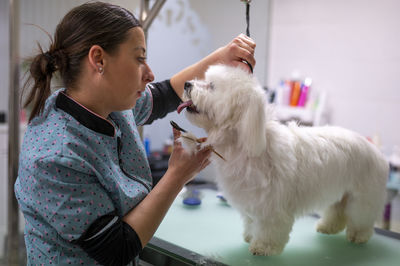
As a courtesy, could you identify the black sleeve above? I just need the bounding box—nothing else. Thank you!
[144,80,182,125]
[73,211,142,266]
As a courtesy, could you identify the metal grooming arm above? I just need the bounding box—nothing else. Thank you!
[8,0,20,264]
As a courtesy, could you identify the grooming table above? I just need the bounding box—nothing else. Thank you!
[139,188,400,266]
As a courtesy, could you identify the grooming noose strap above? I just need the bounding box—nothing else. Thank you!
[241,0,253,73]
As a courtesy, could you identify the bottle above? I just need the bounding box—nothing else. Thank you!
[290,80,301,106]
[144,136,151,157]
[297,77,312,107]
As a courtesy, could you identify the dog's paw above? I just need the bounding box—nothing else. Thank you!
[316,219,345,235]
[249,240,284,256]
[346,228,373,244]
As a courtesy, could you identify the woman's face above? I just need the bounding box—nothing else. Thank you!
[104,27,154,110]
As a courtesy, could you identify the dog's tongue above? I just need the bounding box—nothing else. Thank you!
[177,100,193,114]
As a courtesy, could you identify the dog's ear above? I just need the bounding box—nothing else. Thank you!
[237,90,267,157]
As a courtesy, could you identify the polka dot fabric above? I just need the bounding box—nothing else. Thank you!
[15,87,153,265]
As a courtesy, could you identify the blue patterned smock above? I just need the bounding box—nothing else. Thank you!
[15,86,154,265]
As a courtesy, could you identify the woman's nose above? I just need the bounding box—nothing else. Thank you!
[143,64,154,83]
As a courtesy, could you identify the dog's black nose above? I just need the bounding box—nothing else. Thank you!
[184,81,192,93]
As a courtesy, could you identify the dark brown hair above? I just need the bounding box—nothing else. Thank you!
[23,1,141,122]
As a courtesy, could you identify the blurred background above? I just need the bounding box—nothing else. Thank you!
[1,0,399,264]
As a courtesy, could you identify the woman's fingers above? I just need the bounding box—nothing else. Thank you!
[198,146,212,162]
[228,35,256,72]
[234,34,256,55]
[201,158,211,169]
[196,137,207,143]
[236,47,256,70]
[238,33,256,49]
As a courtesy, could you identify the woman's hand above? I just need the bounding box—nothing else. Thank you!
[123,128,211,247]
[211,33,256,73]
[167,128,212,186]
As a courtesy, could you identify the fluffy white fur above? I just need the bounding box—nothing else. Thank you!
[180,65,389,256]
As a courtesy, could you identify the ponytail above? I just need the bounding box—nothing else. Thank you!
[22,45,68,122]
[22,45,54,122]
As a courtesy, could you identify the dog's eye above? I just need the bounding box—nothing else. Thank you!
[209,82,215,90]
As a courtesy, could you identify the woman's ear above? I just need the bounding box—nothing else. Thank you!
[88,45,104,74]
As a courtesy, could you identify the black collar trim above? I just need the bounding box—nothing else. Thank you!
[56,91,115,137]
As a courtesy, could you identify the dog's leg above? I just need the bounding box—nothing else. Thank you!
[316,194,347,234]
[241,214,253,243]
[249,215,294,256]
[344,193,382,244]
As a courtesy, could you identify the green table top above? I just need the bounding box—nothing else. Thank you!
[153,188,400,266]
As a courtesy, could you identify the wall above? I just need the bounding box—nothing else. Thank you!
[4,1,399,152]
[267,0,400,153]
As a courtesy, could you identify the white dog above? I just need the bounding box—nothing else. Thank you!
[177,64,388,256]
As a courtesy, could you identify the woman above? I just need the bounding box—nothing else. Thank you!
[15,2,256,265]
